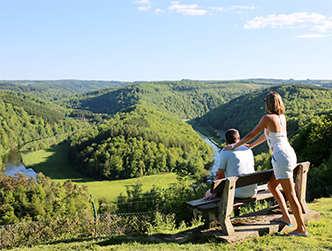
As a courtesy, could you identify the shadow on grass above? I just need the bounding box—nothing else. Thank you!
[24,142,95,181]
[45,227,216,247]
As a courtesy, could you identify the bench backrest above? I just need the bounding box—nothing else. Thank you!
[211,163,303,194]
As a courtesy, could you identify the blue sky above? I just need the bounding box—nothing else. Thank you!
[0,0,331,81]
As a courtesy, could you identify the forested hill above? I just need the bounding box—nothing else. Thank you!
[0,91,85,156]
[198,84,332,151]
[68,105,214,180]
[55,81,258,120]
[0,91,66,124]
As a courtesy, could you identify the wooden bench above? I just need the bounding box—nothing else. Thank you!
[186,162,310,236]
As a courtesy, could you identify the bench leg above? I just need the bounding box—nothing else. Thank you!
[202,211,210,229]
[295,162,310,214]
[234,208,240,217]
[202,210,218,229]
[218,177,237,236]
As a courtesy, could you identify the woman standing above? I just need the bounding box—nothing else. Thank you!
[224,91,308,237]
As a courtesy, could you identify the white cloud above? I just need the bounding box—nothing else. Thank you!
[296,33,327,38]
[138,5,151,11]
[229,5,255,11]
[133,0,153,12]
[133,0,152,4]
[208,5,254,13]
[134,1,255,16]
[208,7,225,12]
[313,19,332,32]
[154,8,165,14]
[168,1,208,16]
[244,12,326,29]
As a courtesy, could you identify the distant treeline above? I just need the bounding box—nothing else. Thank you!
[0,82,47,92]
[0,80,132,101]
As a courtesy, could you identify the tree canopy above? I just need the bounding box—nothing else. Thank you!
[0,172,92,225]
[291,111,332,200]
[0,91,85,156]
[56,80,257,120]
[68,105,214,180]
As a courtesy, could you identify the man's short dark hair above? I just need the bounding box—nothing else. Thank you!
[225,129,240,144]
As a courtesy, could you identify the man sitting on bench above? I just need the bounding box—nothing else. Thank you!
[204,129,257,212]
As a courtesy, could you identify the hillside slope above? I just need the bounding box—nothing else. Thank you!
[0,91,84,156]
[68,105,214,180]
[56,80,258,119]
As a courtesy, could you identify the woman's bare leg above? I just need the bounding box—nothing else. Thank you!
[268,174,292,225]
[279,177,307,235]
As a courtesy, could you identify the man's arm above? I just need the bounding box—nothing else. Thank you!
[203,169,225,200]
[215,168,225,180]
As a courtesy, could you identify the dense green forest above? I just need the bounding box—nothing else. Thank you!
[68,105,214,180]
[0,91,85,156]
[0,172,92,225]
[55,81,259,119]
[291,111,332,200]
[0,91,65,124]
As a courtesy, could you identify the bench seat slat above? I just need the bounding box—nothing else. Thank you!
[236,169,274,188]
[185,184,269,208]
[196,189,279,212]
[186,197,221,208]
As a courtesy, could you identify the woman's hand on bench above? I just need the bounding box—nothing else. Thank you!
[203,189,217,200]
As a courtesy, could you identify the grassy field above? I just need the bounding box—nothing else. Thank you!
[9,197,332,250]
[22,144,191,201]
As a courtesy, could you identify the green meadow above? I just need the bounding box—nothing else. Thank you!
[22,144,191,201]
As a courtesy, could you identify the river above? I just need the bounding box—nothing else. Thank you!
[203,137,221,177]
[1,149,38,180]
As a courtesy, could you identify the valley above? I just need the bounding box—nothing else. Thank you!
[1,79,332,249]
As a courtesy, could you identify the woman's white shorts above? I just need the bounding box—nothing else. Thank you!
[272,147,297,180]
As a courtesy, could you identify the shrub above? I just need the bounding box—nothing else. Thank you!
[115,175,209,226]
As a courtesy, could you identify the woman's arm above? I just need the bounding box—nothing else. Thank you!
[225,115,268,150]
[249,133,266,149]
